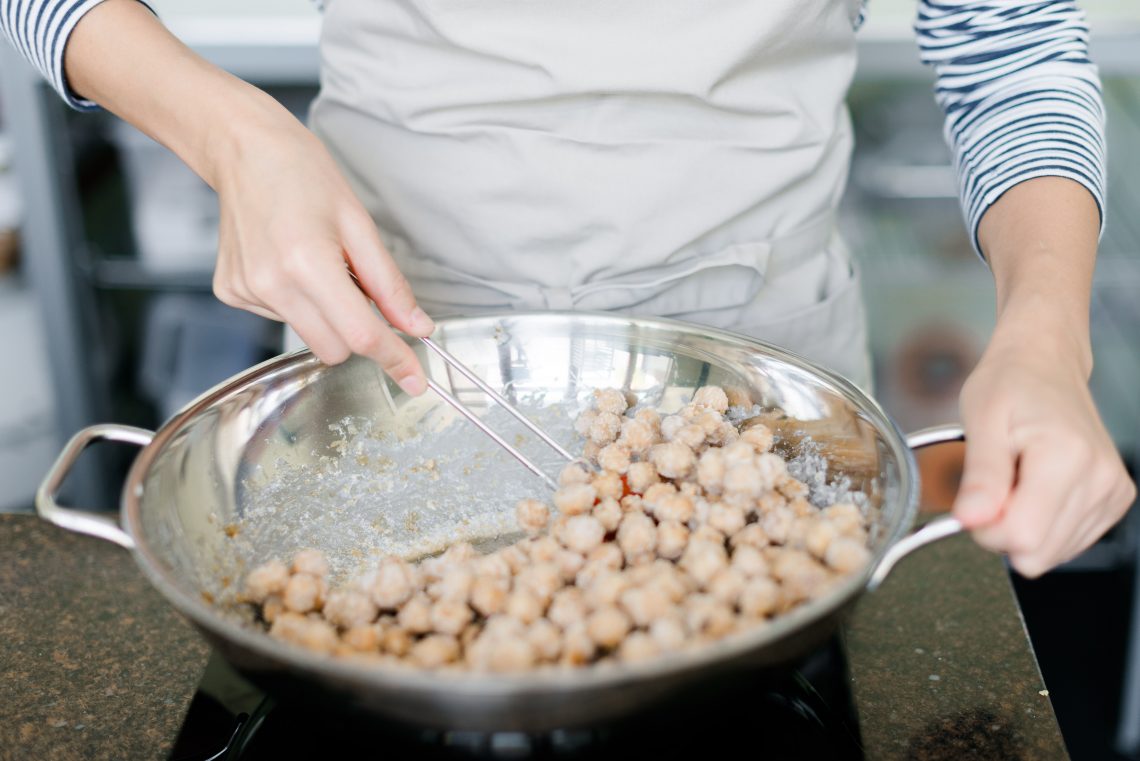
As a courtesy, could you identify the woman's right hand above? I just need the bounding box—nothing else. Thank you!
[208,102,434,395]
[63,0,434,394]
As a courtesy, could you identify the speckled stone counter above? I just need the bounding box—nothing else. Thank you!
[846,525,1067,760]
[0,515,210,761]
[1,512,1066,760]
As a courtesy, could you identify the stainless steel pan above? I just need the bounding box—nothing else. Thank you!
[37,312,965,731]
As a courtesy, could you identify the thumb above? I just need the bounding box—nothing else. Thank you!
[953,411,1015,529]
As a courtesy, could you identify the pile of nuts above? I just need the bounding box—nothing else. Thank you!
[242,387,871,671]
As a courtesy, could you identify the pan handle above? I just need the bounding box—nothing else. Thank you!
[866,424,966,591]
[35,424,154,549]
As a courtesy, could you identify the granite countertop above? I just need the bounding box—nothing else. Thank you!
[0,512,1067,760]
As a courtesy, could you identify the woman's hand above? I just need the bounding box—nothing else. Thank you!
[208,111,434,394]
[64,0,433,394]
[953,320,1135,578]
[953,177,1137,577]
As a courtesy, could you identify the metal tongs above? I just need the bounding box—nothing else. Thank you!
[419,336,577,490]
[344,268,573,489]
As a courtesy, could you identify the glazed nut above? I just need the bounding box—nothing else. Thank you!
[559,460,593,486]
[707,502,746,536]
[649,441,697,479]
[341,623,384,652]
[617,512,657,561]
[824,537,872,574]
[381,625,412,657]
[804,519,840,560]
[470,575,510,617]
[528,618,564,662]
[582,570,630,609]
[397,593,433,634]
[555,548,587,584]
[245,559,289,603]
[618,631,661,663]
[760,506,795,546]
[517,562,565,603]
[322,588,379,629]
[597,443,632,474]
[777,475,810,500]
[283,572,325,614]
[739,577,781,618]
[261,595,285,624]
[619,419,657,455]
[526,535,562,564]
[625,461,660,494]
[730,544,770,577]
[291,548,330,578]
[410,634,460,668]
[593,497,624,532]
[429,565,474,603]
[660,415,687,442]
[489,637,539,673]
[553,483,597,516]
[640,482,678,512]
[270,612,339,653]
[591,471,625,501]
[706,567,745,607]
[692,385,729,414]
[430,598,474,636]
[633,407,662,433]
[370,558,416,610]
[589,411,624,445]
[574,408,599,438]
[561,622,598,666]
[619,585,673,628]
[730,523,770,550]
[673,424,707,450]
[648,616,687,652]
[593,388,630,415]
[655,520,690,561]
[559,515,607,555]
[653,493,695,524]
[586,605,632,649]
[515,498,551,536]
[506,589,545,624]
[680,541,728,588]
[723,462,766,497]
[740,424,774,452]
[696,449,727,494]
[548,587,588,629]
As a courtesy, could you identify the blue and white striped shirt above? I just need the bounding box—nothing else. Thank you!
[0,0,1106,257]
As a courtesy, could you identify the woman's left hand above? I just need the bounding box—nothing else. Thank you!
[953,332,1135,578]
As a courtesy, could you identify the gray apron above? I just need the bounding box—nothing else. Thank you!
[308,0,871,387]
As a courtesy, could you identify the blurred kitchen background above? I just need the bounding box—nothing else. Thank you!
[1,0,1139,757]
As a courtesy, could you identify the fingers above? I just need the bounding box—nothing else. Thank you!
[952,402,1015,529]
[269,293,351,366]
[972,436,1135,578]
[300,255,428,395]
[339,210,434,338]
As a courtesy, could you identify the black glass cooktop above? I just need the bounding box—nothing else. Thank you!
[169,635,862,761]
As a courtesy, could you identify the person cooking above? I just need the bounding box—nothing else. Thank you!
[2,0,1133,578]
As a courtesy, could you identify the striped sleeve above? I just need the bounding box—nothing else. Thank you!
[914,0,1107,258]
[0,0,149,111]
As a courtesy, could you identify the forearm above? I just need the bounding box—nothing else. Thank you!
[63,0,294,189]
[977,176,1098,378]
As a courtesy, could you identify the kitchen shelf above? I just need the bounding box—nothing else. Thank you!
[89,258,214,292]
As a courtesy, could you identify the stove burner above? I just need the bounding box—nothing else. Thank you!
[171,637,862,761]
